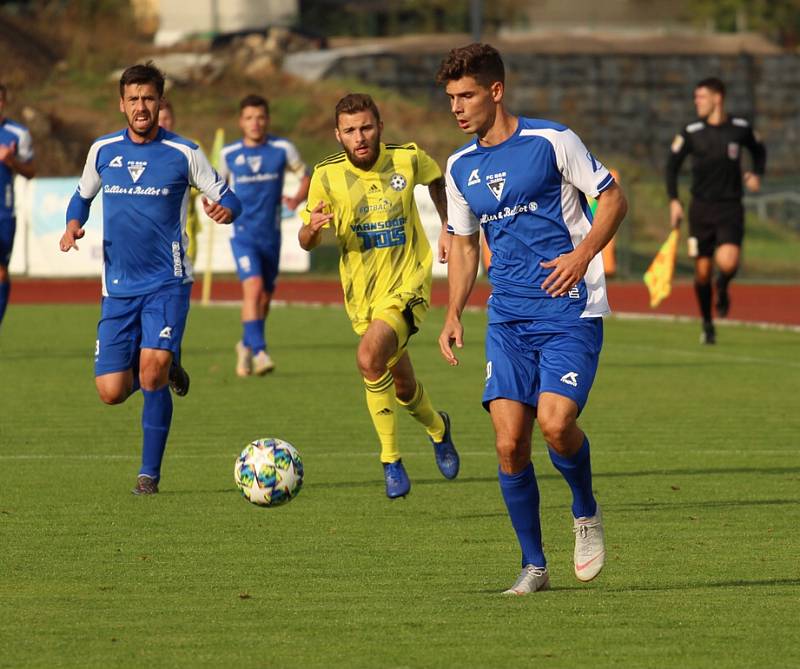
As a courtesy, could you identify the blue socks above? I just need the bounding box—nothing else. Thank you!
[140,386,173,480]
[243,319,266,355]
[548,437,597,519]
[498,463,546,568]
[0,281,9,327]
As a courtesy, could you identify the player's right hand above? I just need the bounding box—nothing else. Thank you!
[0,141,16,164]
[59,220,85,252]
[438,317,464,367]
[669,199,683,229]
[309,201,333,232]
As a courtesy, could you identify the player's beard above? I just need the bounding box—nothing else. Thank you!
[345,136,380,170]
[127,112,157,139]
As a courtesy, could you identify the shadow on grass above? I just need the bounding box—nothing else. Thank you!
[476,577,800,595]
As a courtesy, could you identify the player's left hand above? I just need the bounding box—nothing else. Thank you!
[540,249,590,297]
[202,197,232,224]
[744,172,761,193]
[437,228,452,263]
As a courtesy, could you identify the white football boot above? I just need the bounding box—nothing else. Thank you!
[252,350,276,375]
[573,504,605,582]
[235,341,252,377]
[502,565,550,595]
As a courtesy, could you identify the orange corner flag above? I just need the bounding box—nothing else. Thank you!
[644,229,679,308]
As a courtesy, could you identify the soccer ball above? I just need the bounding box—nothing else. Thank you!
[234,438,304,507]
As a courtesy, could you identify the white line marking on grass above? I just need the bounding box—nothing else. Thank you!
[615,342,800,369]
[1,449,795,461]
[611,311,800,333]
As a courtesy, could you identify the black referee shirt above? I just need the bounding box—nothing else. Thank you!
[666,117,766,202]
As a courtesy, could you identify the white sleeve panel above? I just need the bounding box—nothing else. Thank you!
[445,149,479,235]
[273,139,307,175]
[554,128,612,198]
[13,127,34,162]
[169,141,229,201]
[77,136,122,200]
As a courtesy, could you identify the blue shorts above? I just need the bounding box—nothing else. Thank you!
[0,217,16,266]
[230,237,280,292]
[94,283,191,376]
[483,318,604,413]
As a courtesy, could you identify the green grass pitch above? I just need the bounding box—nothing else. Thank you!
[1,303,798,668]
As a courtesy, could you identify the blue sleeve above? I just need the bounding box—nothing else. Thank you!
[219,189,242,222]
[66,190,92,226]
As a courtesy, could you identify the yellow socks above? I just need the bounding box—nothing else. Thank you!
[397,382,445,443]
[364,371,399,463]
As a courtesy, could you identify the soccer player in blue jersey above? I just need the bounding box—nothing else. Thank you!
[220,94,310,377]
[59,63,241,495]
[0,83,36,331]
[436,44,628,594]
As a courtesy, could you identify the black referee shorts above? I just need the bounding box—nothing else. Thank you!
[688,200,744,258]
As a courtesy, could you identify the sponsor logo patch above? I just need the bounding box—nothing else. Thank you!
[467,169,480,186]
[560,372,579,387]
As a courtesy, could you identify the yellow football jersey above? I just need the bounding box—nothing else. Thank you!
[301,142,442,334]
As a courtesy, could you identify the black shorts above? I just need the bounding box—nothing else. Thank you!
[688,200,744,258]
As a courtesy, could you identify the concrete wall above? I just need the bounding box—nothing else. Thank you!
[322,51,799,175]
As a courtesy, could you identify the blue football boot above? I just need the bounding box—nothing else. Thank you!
[431,411,460,479]
[382,459,411,499]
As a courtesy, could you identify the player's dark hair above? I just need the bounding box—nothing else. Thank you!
[239,94,270,114]
[160,99,174,114]
[436,43,505,88]
[119,61,165,98]
[335,93,381,126]
[696,77,726,97]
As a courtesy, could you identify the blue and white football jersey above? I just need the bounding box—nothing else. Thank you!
[67,127,240,297]
[219,136,306,248]
[446,117,615,323]
[0,118,34,220]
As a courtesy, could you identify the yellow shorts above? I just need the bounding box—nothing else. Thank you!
[360,293,428,368]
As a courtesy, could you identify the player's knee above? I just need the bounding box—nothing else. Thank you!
[139,365,168,391]
[356,348,385,380]
[96,384,127,405]
[495,436,530,473]
[538,415,572,451]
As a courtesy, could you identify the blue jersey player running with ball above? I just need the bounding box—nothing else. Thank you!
[436,44,628,594]
[220,94,310,377]
[60,62,241,495]
[0,82,36,331]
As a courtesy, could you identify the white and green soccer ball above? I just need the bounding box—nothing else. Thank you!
[234,438,304,507]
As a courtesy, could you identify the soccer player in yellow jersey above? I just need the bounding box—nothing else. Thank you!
[299,93,459,499]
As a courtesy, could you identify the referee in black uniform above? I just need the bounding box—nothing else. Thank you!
[666,77,766,344]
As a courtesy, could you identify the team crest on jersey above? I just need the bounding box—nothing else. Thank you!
[247,155,262,173]
[467,169,480,186]
[727,142,740,160]
[109,155,123,168]
[485,172,506,201]
[390,174,407,191]
[127,160,147,183]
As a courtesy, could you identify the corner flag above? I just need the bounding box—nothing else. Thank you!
[644,229,679,308]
